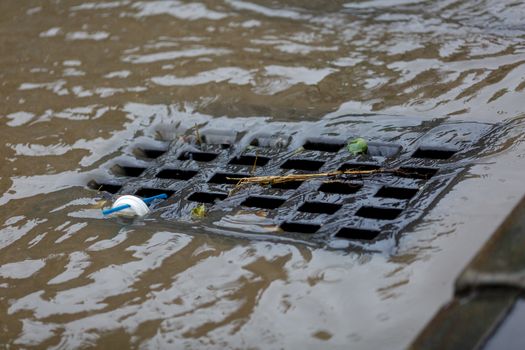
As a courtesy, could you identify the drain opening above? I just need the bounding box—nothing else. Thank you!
[280,222,321,234]
[135,188,174,198]
[303,140,344,153]
[298,201,342,214]
[113,165,147,177]
[375,186,418,200]
[250,135,291,148]
[339,163,380,172]
[91,118,484,246]
[281,159,324,171]
[179,151,218,162]
[156,169,198,180]
[271,180,303,190]
[412,147,457,160]
[229,155,270,167]
[397,166,438,179]
[201,133,235,148]
[249,138,265,147]
[88,181,122,194]
[336,227,380,241]
[356,206,403,220]
[208,172,250,185]
[318,182,362,194]
[241,196,286,209]
[187,192,228,203]
[138,148,167,159]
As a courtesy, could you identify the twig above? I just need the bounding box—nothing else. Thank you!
[194,124,202,145]
[227,169,389,187]
[225,166,434,192]
[251,151,258,175]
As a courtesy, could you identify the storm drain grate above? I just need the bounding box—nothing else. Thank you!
[87,116,494,248]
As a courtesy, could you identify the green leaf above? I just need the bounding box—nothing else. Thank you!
[347,138,368,156]
[191,204,207,218]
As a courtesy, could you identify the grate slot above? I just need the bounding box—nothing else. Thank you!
[298,201,342,214]
[187,192,228,203]
[179,151,218,162]
[88,181,122,194]
[139,148,167,159]
[249,138,264,147]
[113,165,147,177]
[208,172,250,185]
[135,188,174,198]
[281,159,324,171]
[303,140,344,153]
[397,166,438,180]
[339,163,380,172]
[229,155,270,167]
[318,181,362,194]
[250,134,291,148]
[271,180,303,190]
[201,132,236,147]
[368,143,402,157]
[336,227,380,241]
[356,206,403,220]
[412,147,457,160]
[241,196,286,209]
[375,186,418,200]
[156,168,198,180]
[280,222,321,234]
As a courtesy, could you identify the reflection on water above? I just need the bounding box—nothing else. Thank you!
[1,0,525,348]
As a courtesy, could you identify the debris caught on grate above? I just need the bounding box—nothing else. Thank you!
[87,115,495,249]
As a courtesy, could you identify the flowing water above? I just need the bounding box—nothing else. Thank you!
[1,0,525,348]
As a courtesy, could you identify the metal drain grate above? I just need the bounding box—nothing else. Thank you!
[87,116,495,248]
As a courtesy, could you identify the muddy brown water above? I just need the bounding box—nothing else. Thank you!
[1,0,525,348]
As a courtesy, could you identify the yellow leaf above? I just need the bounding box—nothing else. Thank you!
[191,204,207,218]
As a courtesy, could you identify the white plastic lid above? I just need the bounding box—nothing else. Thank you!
[112,195,150,217]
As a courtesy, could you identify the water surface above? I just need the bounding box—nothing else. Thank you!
[1,0,525,348]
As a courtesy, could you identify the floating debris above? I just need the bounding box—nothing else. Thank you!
[228,168,385,187]
[102,193,168,216]
[347,138,368,156]
[191,204,207,218]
